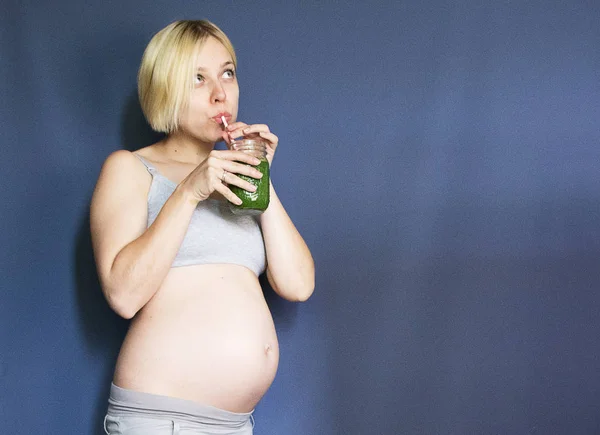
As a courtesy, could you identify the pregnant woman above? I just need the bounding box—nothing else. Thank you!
[90,19,315,435]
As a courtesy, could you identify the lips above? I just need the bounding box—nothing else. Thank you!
[213,112,231,124]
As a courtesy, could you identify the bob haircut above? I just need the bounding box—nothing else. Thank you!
[138,20,237,133]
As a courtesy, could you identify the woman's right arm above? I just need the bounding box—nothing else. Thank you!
[90,149,263,319]
[90,150,198,319]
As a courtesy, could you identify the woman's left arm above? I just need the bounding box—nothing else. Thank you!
[260,182,315,302]
[225,122,315,302]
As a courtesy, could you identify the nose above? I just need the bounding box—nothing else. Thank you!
[211,81,226,104]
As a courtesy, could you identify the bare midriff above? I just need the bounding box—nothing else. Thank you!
[112,264,279,413]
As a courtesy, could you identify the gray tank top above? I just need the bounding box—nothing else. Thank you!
[134,154,266,276]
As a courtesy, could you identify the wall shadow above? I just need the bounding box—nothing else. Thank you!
[73,91,161,434]
[260,274,299,333]
[120,90,165,151]
[74,211,128,435]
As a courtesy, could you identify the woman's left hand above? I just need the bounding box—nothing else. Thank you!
[223,122,279,166]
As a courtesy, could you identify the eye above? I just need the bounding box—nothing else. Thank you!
[222,69,235,79]
[194,74,205,85]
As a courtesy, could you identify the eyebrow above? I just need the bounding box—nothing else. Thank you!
[196,61,234,71]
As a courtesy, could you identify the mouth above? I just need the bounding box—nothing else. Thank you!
[212,112,232,125]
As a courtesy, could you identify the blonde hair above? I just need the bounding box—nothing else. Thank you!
[138,20,237,133]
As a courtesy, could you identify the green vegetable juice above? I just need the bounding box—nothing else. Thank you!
[229,159,270,215]
[228,139,270,215]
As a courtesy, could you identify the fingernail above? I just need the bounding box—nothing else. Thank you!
[243,128,250,133]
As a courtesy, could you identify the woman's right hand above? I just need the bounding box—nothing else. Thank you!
[182,149,263,204]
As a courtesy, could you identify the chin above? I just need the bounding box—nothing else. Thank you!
[193,131,223,145]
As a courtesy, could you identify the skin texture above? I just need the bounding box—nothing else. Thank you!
[90,36,315,412]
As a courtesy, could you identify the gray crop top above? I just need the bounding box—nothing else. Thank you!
[134,154,266,276]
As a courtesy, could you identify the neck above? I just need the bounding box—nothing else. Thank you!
[160,130,216,165]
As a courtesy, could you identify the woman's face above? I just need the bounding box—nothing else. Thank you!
[178,36,239,144]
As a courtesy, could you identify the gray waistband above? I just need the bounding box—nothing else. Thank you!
[107,383,252,428]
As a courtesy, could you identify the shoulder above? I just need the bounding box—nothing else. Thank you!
[100,150,148,180]
[102,149,141,170]
[93,150,153,197]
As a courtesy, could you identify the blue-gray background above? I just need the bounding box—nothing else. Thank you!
[1,1,599,434]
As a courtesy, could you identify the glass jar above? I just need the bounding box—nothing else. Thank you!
[228,139,270,215]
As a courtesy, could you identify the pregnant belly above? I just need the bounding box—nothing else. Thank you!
[113,266,280,413]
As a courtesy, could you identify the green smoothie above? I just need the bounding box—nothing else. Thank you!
[229,159,270,215]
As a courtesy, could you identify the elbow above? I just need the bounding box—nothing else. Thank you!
[294,278,315,302]
[105,290,139,319]
[99,265,151,319]
[297,265,315,301]
[102,282,142,320]
[113,303,138,320]
[293,287,313,302]
[266,264,316,302]
[283,266,316,302]
[282,276,315,302]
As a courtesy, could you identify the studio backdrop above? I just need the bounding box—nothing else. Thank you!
[1,1,600,434]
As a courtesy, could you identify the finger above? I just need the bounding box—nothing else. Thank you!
[226,121,248,131]
[211,165,228,185]
[257,131,278,147]
[221,172,259,192]
[209,153,264,178]
[229,123,271,141]
[214,182,244,205]
[226,122,248,140]
[222,160,264,179]
[228,128,249,140]
[221,131,233,147]
[214,150,262,165]
[242,124,270,135]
